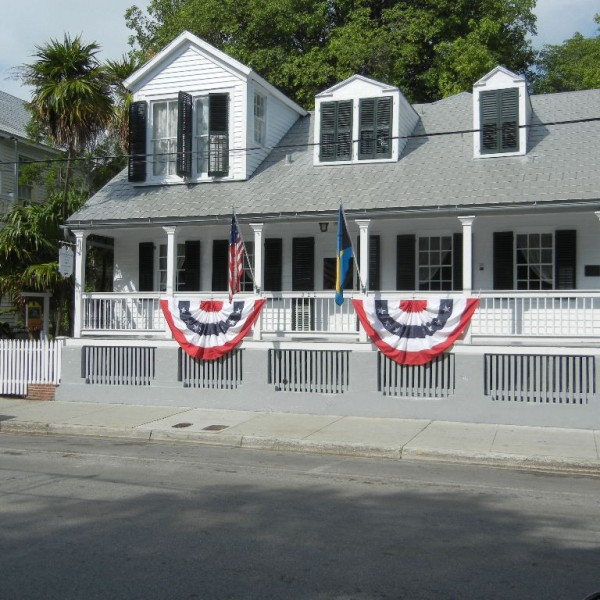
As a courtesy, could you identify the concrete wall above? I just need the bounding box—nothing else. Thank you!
[57,341,600,429]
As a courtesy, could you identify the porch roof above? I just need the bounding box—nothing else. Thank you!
[68,88,600,228]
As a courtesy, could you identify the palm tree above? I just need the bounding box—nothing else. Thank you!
[21,34,113,219]
[105,54,143,154]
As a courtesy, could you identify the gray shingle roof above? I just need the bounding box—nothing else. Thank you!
[68,88,600,227]
[0,90,31,138]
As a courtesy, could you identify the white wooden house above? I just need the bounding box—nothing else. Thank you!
[59,31,600,428]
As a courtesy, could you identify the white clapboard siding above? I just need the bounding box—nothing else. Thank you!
[0,339,62,396]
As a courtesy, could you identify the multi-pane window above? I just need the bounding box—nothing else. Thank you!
[194,97,209,176]
[254,94,266,145]
[418,236,453,291]
[158,243,185,291]
[152,100,178,176]
[516,233,553,290]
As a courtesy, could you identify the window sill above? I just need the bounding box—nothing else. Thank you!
[314,157,397,167]
[132,174,240,187]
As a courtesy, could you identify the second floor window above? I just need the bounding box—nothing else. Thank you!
[254,94,266,145]
[480,88,519,154]
[152,100,178,177]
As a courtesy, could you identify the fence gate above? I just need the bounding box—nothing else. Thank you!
[0,339,63,396]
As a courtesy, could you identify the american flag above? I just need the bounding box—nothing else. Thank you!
[228,213,244,302]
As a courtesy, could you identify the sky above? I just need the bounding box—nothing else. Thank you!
[0,0,598,101]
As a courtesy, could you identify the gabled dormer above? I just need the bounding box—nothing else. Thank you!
[313,75,419,166]
[125,31,306,185]
[473,66,532,159]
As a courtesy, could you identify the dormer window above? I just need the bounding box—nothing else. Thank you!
[128,92,230,182]
[254,93,266,146]
[318,96,393,163]
[480,88,519,154]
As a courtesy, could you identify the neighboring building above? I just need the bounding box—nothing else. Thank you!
[0,90,58,334]
[60,31,600,428]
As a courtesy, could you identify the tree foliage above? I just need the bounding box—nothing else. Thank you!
[533,13,600,94]
[125,0,537,106]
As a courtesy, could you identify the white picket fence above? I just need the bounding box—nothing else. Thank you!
[0,339,63,396]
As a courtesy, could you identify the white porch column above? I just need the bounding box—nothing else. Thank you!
[250,223,264,341]
[42,294,50,337]
[355,220,371,293]
[250,223,264,293]
[595,211,600,222]
[458,216,476,293]
[73,230,88,338]
[163,226,177,295]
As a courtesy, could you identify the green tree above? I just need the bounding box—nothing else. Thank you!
[533,13,600,94]
[125,0,537,105]
[20,34,114,219]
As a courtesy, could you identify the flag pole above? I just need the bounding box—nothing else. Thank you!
[340,204,366,294]
[232,208,256,292]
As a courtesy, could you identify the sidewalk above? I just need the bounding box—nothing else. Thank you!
[1,398,599,473]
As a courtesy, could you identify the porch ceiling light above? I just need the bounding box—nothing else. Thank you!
[319,222,329,233]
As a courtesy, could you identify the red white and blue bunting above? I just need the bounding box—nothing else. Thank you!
[161,298,265,361]
[353,297,479,366]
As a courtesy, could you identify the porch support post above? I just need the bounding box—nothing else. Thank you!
[355,219,370,343]
[163,226,177,295]
[355,220,370,293]
[595,211,600,222]
[250,223,264,293]
[458,216,475,293]
[73,230,88,338]
[250,223,264,341]
[42,294,50,337]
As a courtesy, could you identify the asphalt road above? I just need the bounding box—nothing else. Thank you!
[1,433,599,600]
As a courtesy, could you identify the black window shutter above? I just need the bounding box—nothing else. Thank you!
[264,238,283,291]
[555,230,576,289]
[453,233,463,291]
[292,237,314,291]
[138,242,154,291]
[182,240,201,291]
[208,94,229,176]
[481,89,519,154]
[396,234,416,290]
[480,91,499,154]
[176,91,193,177]
[320,101,352,161]
[360,97,392,160]
[356,235,381,290]
[128,101,147,182]
[320,102,337,161]
[211,239,228,291]
[493,231,514,290]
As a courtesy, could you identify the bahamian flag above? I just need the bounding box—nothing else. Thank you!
[335,205,353,305]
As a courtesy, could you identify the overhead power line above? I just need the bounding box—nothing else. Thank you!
[0,116,599,168]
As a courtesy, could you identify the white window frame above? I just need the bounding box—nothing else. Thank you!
[151,99,179,179]
[254,93,266,146]
[418,235,454,291]
[515,232,554,290]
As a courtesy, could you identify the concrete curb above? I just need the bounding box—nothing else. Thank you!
[2,420,599,475]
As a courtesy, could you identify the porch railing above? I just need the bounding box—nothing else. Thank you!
[81,291,600,341]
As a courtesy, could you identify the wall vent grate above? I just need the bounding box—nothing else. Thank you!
[82,346,155,385]
[268,349,349,393]
[378,353,455,398]
[179,349,243,389]
[484,354,595,404]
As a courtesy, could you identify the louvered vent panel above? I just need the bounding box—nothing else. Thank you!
[179,349,243,389]
[83,346,155,385]
[484,354,595,404]
[378,353,455,398]
[268,350,349,393]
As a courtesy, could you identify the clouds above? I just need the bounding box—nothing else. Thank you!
[533,0,598,47]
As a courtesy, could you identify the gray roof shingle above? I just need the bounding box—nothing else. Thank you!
[0,90,31,138]
[68,89,600,227]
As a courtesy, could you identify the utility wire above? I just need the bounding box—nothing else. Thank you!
[0,116,599,167]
